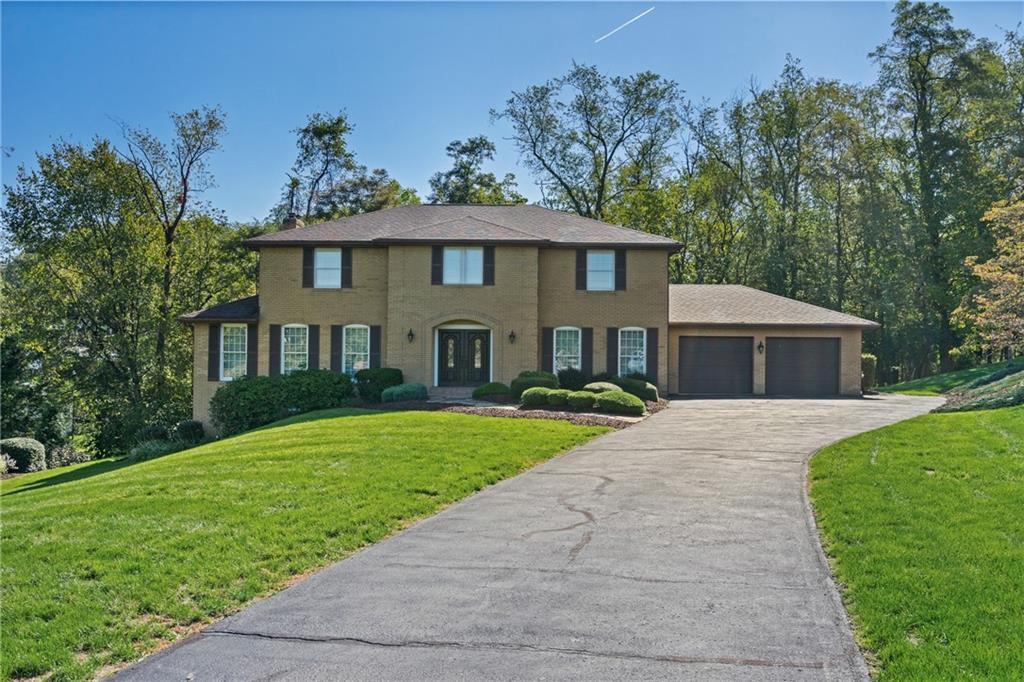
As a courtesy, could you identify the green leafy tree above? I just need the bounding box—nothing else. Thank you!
[427,136,525,204]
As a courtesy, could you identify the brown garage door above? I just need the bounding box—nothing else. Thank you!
[678,336,753,395]
[765,337,840,396]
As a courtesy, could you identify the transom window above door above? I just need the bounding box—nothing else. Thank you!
[314,248,342,288]
[443,246,484,285]
[586,250,615,291]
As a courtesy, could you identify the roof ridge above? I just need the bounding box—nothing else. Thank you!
[733,285,876,324]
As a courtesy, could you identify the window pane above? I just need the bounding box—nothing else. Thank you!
[343,326,370,376]
[282,326,308,374]
[222,325,248,380]
[314,249,342,288]
[464,247,483,284]
[618,329,646,376]
[315,249,341,269]
[587,250,615,291]
[315,268,341,288]
[554,328,581,372]
[587,270,615,291]
[443,247,462,284]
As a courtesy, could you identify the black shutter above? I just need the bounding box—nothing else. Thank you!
[614,250,627,291]
[341,247,353,288]
[308,324,320,370]
[646,327,659,383]
[302,248,314,288]
[207,323,220,381]
[269,324,281,376]
[606,327,619,377]
[246,324,258,377]
[431,246,443,285]
[541,327,554,373]
[369,325,382,368]
[576,249,587,290]
[330,325,343,373]
[483,246,495,285]
[581,327,593,377]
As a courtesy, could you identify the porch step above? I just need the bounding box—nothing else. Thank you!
[427,386,475,402]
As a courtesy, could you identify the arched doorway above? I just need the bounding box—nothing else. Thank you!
[434,321,491,387]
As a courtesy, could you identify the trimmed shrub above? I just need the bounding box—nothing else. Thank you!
[521,386,553,407]
[472,382,512,400]
[611,376,659,402]
[0,453,15,475]
[0,438,46,473]
[583,381,619,393]
[556,368,588,391]
[546,389,572,407]
[518,369,558,382]
[861,354,878,391]
[511,375,558,399]
[567,391,597,411]
[382,382,428,402]
[625,372,657,384]
[590,371,614,382]
[964,362,1024,390]
[172,420,206,444]
[595,390,646,416]
[46,445,92,469]
[129,439,186,462]
[355,367,404,403]
[135,424,169,443]
[210,370,354,435]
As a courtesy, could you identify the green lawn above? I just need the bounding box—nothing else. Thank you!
[810,406,1024,679]
[0,409,608,680]
[878,361,1010,396]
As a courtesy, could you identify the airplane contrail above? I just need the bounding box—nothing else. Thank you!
[595,6,655,43]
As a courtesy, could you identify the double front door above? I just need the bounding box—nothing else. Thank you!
[437,329,490,386]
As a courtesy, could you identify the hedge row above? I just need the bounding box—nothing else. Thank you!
[520,387,645,416]
[210,369,355,435]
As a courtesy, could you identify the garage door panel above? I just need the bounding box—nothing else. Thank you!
[678,336,753,395]
[765,337,840,396]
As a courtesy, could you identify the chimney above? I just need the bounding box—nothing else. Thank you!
[280,213,305,231]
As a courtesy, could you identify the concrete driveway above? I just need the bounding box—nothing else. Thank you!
[119,394,941,681]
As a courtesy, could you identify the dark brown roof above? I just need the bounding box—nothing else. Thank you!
[178,295,259,324]
[245,204,680,249]
[669,285,879,328]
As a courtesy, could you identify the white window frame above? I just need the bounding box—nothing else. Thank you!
[220,323,248,382]
[342,324,370,377]
[281,324,309,375]
[314,248,342,289]
[553,326,582,373]
[586,250,615,291]
[442,246,484,285]
[618,327,647,377]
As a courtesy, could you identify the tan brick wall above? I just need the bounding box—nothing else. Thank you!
[668,325,864,396]
[538,249,670,392]
[385,245,540,386]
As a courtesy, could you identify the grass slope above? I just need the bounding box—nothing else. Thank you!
[0,409,608,680]
[810,406,1024,679]
[937,365,1024,412]
[877,361,1010,396]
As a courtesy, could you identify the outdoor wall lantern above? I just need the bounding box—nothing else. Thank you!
[407,329,415,343]
[508,330,517,344]
[757,341,765,354]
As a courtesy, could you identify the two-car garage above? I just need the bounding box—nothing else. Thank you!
[669,285,877,397]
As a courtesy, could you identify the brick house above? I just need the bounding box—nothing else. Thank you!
[181,204,877,426]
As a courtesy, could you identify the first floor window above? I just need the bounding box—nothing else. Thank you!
[220,324,247,381]
[443,246,483,284]
[343,324,370,376]
[554,327,581,372]
[282,324,308,374]
[586,250,615,291]
[619,328,646,376]
[314,248,342,288]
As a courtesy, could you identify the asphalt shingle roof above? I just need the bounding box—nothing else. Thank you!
[178,295,259,323]
[246,204,680,249]
[669,285,879,328]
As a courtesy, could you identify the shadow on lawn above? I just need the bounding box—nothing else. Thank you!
[3,457,136,496]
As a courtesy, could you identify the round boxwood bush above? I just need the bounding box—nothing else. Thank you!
[611,376,659,402]
[595,390,645,416]
[0,437,46,473]
[546,389,572,407]
[46,445,92,469]
[556,368,588,391]
[518,369,558,382]
[135,423,169,443]
[472,382,512,400]
[521,386,553,407]
[583,381,619,393]
[567,390,597,411]
[382,382,428,402]
[172,420,206,444]
[511,375,558,399]
[354,367,404,403]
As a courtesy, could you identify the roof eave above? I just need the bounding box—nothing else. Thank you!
[668,320,880,329]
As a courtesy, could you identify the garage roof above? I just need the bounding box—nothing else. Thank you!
[669,285,879,328]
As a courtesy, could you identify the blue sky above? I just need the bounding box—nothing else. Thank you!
[3,2,1021,222]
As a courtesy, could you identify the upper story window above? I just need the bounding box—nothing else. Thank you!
[220,324,248,381]
[586,250,615,291]
[554,327,581,373]
[618,327,646,376]
[443,246,484,285]
[314,248,342,288]
[282,324,309,374]
[342,324,370,376]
